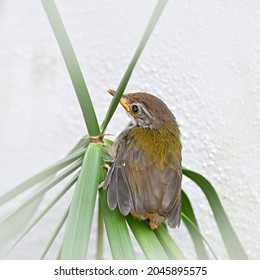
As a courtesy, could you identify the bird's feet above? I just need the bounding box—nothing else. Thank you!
[98,164,110,189]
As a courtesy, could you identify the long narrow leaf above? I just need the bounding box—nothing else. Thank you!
[68,135,90,155]
[181,213,218,259]
[41,0,100,136]
[0,159,82,240]
[0,175,57,246]
[99,190,136,260]
[181,190,209,259]
[182,168,248,259]
[155,225,186,259]
[60,143,104,259]
[0,148,85,206]
[3,173,78,258]
[41,206,70,260]
[96,200,104,260]
[127,216,169,260]
[100,0,168,133]
[0,177,53,246]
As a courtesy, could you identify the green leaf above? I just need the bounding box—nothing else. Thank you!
[181,212,218,259]
[127,216,169,260]
[182,168,248,260]
[41,0,100,136]
[154,225,186,259]
[40,206,70,259]
[95,201,104,260]
[3,173,79,258]
[100,0,168,133]
[0,160,82,249]
[181,190,209,259]
[0,175,57,246]
[0,203,42,247]
[0,179,48,246]
[99,189,136,260]
[0,148,85,206]
[60,143,104,259]
[68,135,90,155]
[0,141,86,246]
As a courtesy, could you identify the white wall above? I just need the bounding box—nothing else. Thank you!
[0,0,259,259]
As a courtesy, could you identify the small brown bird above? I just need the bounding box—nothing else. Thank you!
[104,90,182,230]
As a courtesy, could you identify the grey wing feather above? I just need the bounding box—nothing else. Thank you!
[104,165,131,215]
[163,164,182,228]
[167,198,182,228]
[103,165,117,210]
[115,168,131,215]
[103,132,132,216]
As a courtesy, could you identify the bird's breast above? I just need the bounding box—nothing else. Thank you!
[127,126,181,170]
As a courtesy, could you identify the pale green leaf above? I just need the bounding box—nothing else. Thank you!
[99,190,136,260]
[60,143,104,259]
[181,213,218,259]
[127,216,169,260]
[41,0,100,136]
[0,148,85,206]
[155,225,186,259]
[41,206,70,259]
[182,168,248,259]
[182,190,209,259]
[0,159,82,247]
[3,173,78,258]
[100,0,168,133]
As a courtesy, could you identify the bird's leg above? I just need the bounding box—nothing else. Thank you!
[148,214,162,230]
[98,164,110,189]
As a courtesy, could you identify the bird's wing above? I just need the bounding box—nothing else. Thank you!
[104,130,182,227]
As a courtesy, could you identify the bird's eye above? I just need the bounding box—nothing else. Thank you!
[131,104,139,113]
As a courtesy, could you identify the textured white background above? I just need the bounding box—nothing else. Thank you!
[0,0,260,259]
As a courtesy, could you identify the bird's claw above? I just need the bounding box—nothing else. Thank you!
[98,164,111,189]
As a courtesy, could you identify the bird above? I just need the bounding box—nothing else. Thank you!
[103,90,182,230]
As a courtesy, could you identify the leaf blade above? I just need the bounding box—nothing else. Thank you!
[154,225,186,259]
[127,216,169,260]
[3,173,78,258]
[0,159,82,248]
[41,206,70,260]
[182,168,248,259]
[99,190,136,260]
[0,148,85,206]
[41,0,100,136]
[181,190,209,259]
[100,0,168,133]
[60,143,104,259]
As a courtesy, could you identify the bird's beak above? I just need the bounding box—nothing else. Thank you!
[106,89,130,112]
